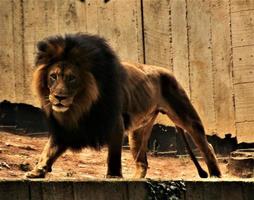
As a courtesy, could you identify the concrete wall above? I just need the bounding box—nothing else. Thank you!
[0,179,253,200]
[0,0,253,142]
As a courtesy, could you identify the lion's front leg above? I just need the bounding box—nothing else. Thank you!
[26,136,66,178]
[106,118,124,178]
[106,142,123,178]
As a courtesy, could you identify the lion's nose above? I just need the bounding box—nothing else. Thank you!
[54,95,67,102]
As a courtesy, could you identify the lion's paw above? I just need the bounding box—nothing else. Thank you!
[25,168,46,178]
[106,174,123,179]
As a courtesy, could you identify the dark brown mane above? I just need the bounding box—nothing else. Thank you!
[32,33,125,150]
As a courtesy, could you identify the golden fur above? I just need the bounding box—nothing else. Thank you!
[26,34,221,179]
[121,62,221,178]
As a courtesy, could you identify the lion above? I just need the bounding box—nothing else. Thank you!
[26,33,221,179]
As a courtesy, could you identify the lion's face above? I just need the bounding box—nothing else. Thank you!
[33,34,102,121]
[47,62,80,113]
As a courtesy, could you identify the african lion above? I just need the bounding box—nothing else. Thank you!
[26,33,221,179]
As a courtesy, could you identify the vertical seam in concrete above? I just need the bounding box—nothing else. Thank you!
[72,182,76,200]
[209,1,217,133]
[97,0,100,35]
[112,0,117,49]
[41,182,44,200]
[85,0,88,33]
[21,0,25,102]
[135,0,143,63]
[228,0,237,137]
[84,0,87,32]
[241,182,246,200]
[44,1,48,34]
[11,0,16,100]
[71,0,76,30]
[28,182,32,200]
[140,0,146,64]
[168,1,173,73]
[134,0,139,63]
[122,182,129,200]
[55,0,59,33]
[185,0,192,100]
[125,182,130,200]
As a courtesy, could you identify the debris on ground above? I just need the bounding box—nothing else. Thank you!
[5,142,36,151]
[19,163,31,172]
[0,161,11,169]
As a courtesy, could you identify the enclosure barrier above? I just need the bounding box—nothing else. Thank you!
[0,179,253,200]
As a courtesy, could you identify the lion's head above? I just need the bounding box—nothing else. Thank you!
[32,34,101,122]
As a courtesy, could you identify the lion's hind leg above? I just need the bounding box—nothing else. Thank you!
[128,130,148,178]
[176,126,208,178]
[160,73,221,178]
[128,117,156,178]
[182,122,221,177]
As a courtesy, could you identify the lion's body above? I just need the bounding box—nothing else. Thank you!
[27,33,221,179]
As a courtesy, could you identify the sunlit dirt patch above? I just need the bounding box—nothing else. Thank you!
[0,131,236,180]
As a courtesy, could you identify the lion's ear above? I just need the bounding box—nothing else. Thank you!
[37,41,49,53]
[35,41,54,66]
[35,36,65,66]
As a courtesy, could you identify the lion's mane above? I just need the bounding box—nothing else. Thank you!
[32,33,125,150]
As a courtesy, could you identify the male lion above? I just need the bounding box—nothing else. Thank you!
[26,33,221,178]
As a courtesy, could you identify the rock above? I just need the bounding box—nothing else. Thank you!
[5,142,36,151]
[227,149,254,178]
[19,163,31,172]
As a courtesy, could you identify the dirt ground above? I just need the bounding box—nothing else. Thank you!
[0,131,238,180]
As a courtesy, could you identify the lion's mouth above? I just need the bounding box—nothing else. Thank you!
[52,104,70,113]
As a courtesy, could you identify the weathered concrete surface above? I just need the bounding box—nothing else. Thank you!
[0,179,253,200]
[1,0,254,142]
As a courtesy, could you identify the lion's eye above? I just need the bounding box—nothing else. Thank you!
[68,75,76,83]
[50,74,57,80]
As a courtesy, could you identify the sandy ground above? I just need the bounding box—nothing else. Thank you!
[0,131,238,180]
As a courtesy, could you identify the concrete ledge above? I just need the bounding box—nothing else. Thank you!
[0,179,253,200]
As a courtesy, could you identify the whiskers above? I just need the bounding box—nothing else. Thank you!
[44,95,50,100]
[42,102,51,109]
[42,96,51,109]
